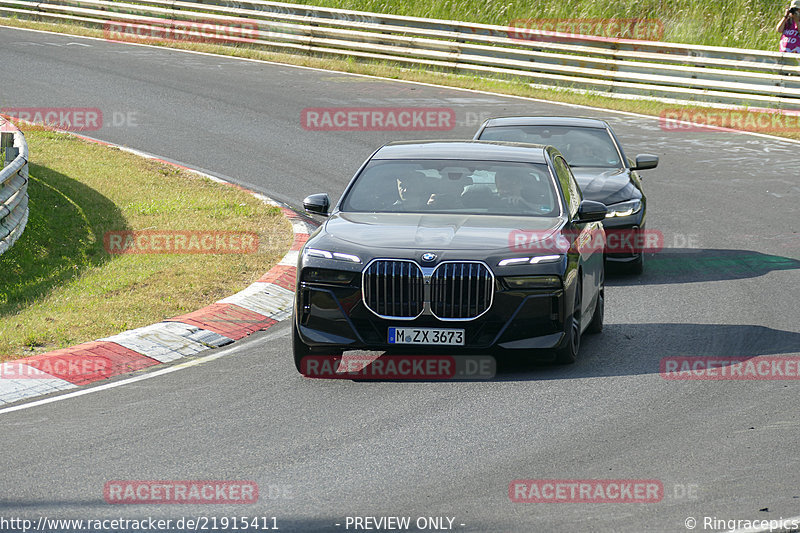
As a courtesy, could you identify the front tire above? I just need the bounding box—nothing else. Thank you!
[554,279,582,365]
[587,288,604,334]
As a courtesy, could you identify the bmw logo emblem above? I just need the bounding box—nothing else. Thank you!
[421,252,437,262]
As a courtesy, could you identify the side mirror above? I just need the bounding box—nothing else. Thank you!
[574,200,607,223]
[303,193,331,216]
[632,154,659,171]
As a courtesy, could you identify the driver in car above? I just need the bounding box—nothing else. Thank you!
[568,142,606,165]
[494,169,538,211]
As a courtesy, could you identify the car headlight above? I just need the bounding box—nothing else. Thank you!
[498,255,563,266]
[301,268,356,284]
[605,199,642,218]
[502,275,562,289]
[305,248,362,263]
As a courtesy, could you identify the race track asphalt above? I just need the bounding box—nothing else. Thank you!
[1,26,799,532]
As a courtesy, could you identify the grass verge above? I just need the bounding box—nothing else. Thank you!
[0,126,292,360]
[1,17,798,143]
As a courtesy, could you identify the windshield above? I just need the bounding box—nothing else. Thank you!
[340,159,561,217]
[479,125,623,168]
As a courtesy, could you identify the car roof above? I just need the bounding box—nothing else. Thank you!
[374,140,550,164]
[481,116,610,129]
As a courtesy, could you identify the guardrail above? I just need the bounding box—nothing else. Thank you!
[1,0,799,109]
[0,119,29,256]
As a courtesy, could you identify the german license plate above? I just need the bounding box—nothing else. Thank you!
[388,327,465,345]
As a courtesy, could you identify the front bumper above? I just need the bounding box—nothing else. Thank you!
[602,208,646,261]
[295,282,569,353]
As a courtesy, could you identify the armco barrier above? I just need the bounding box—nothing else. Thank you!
[0,0,799,109]
[0,118,29,256]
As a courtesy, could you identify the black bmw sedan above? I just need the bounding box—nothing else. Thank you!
[293,141,606,374]
[474,117,658,273]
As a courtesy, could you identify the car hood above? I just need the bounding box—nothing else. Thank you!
[571,167,639,205]
[321,212,564,252]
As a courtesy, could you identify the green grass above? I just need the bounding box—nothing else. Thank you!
[288,0,784,51]
[0,127,292,360]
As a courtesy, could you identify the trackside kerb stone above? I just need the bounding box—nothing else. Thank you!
[168,303,276,340]
[256,264,297,291]
[0,363,76,405]
[102,322,221,363]
[218,282,294,321]
[14,341,159,385]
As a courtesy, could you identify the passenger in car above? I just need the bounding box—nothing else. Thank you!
[395,174,434,210]
[460,183,495,209]
[428,174,471,209]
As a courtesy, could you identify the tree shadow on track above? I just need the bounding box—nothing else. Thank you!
[494,323,800,381]
[308,323,800,383]
[606,248,800,285]
[301,323,800,383]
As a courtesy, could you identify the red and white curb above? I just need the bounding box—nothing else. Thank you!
[0,126,315,406]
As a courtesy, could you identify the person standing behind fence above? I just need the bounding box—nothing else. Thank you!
[778,0,800,52]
